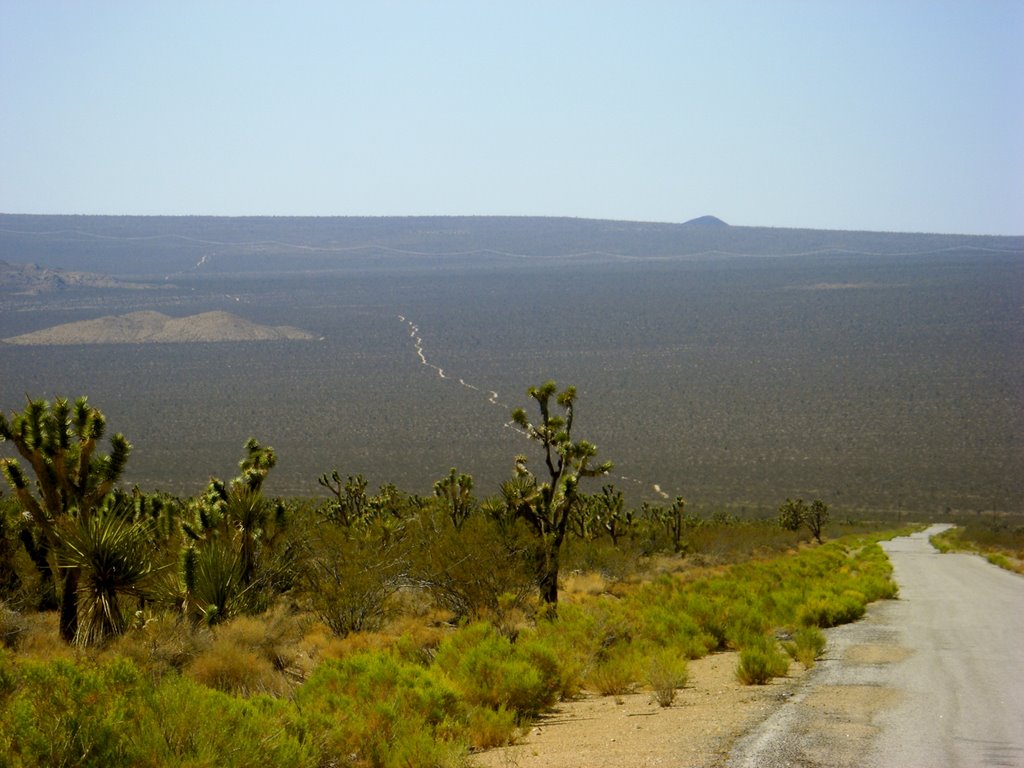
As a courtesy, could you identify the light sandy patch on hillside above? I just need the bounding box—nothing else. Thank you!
[2,310,315,345]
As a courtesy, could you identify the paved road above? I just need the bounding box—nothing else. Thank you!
[727,525,1024,768]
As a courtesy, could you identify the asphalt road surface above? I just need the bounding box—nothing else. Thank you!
[727,525,1024,768]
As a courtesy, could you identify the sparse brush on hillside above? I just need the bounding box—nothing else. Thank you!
[931,521,1024,574]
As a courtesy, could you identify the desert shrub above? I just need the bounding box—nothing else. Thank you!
[735,637,790,685]
[680,592,730,650]
[0,655,143,768]
[931,523,1024,574]
[562,534,645,584]
[586,652,639,696]
[797,590,866,628]
[647,649,688,707]
[525,603,602,698]
[0,653,316,768]
[433,621,559,721]
[466,705,519,750]
[131,675,316,768]
[294,650,468,767]
[514,632,573,703]
[406,508,535,625]
[184,608,303,695]
[639,602,715,658]
[783,626,827,668]
[107,612,209,679]
[303,519,407,637]
[187,640,280,696]
[723,604,773,650]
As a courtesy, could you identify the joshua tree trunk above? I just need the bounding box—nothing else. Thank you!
[536,537,563,606]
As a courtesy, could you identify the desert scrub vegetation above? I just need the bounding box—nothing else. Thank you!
[0,534,902,766]
[0,393,910,766]
[930,520,1024,574]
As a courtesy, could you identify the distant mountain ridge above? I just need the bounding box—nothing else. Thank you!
[0,259,154,293]
[2,310,315,345]
[1,215,1020,279]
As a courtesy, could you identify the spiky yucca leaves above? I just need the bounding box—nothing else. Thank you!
[57,504,156,645]
[177,439,290,624]
[0,396,132,642]
[179,542,247,626]
[0,397,131,529]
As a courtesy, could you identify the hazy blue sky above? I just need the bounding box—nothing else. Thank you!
[2,1,1021,234]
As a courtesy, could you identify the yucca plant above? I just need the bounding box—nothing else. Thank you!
[0,396,132,642]
[57,504,156,645]
[178,541,247,626]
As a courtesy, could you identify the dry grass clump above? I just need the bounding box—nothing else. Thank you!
[8,612,72,662]
[107,612,210,678]
[562,570,609,598]
[184,604,306,695]
[587,654,639,697]
[647,650,689,707]
[0,602,27,650]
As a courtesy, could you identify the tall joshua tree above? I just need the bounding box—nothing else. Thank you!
[0,397,131,642]
[503,381,611,607]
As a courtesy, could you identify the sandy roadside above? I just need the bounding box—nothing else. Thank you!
[473,651,808,768]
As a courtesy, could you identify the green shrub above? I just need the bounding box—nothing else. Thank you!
[587,652,639,696]
[724,605,773,650]
[295,650,467,767]
[797,591,866,628]
[466,705,518,750]
[434,622,558,721]
[735,638,789,685]
[131,676,316,768]
[782,626,827,668]
[639,603,715,658]
[0,655,316,768]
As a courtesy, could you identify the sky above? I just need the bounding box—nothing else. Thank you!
[1,1,1022,235]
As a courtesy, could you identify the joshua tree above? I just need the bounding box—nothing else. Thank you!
[433,467,475,530]
[0,397,131,642]
[317,470,370,528]
[778,497,830,544]
[503,381,611,607]
[594,484,633,547]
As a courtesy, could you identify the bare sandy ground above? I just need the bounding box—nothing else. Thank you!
[473,651,807,768]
